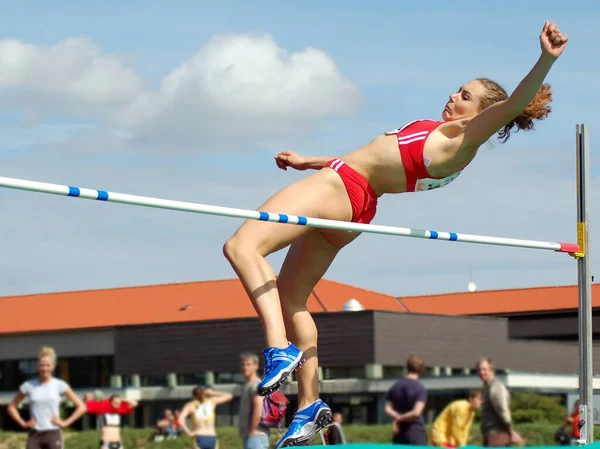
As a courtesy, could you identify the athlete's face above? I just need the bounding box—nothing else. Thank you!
[38,356,55,380]
[443,80,485,121]
[111,396,122,408]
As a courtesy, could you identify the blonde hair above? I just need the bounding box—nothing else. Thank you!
[39,346,57,365]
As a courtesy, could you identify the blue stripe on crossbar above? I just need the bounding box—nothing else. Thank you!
[68,186,80,197]
[297,216,307,225]
[97,190,109,201]
[429,231,438,239]
[278,214,289,223]
[449,232,458,241]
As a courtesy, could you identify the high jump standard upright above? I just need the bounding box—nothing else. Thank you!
[574,124,593,445]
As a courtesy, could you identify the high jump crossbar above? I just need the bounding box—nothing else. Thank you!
[0,176,579,254]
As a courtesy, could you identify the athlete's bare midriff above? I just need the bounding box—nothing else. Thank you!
[339,119,477,195]
[100,427,121,443]
[192,418,216,436]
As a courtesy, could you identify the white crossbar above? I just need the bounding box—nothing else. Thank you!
[0,176,579,254]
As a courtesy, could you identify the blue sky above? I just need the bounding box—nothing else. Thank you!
[0,0,598,299]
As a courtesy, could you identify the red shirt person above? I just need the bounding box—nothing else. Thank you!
[85,393,138,449]
[561,400,581,441]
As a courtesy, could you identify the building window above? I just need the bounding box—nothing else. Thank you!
[68,357,97,388]
[0,360,21,391]
[0,356,113,390]
[383,366,405,379]
[215,372,245,384]
[141,375,169,387]
[57,359,69,383]
[323,366,365,380]
[178,373,207,386]
[64,356,114,388]
[423,366,437,377]
[98,356,113,387]
[18,359,38,380]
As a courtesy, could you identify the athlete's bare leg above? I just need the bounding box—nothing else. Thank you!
[276,229,360,409]
[223,168,353,349]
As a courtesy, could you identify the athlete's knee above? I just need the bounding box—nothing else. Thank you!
[222,236,241,265]
[223,235,258,266]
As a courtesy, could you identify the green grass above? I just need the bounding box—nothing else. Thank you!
[0,424,596,449]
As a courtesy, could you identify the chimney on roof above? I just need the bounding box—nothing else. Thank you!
[342,298,365,312]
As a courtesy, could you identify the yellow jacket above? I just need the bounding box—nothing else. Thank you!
[430,399,475,447]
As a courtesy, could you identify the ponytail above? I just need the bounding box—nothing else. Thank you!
[476,78,553,143]
[498,83,552,143]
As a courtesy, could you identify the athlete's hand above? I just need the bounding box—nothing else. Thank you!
[51,416,66,428]
[22,418,36,429]
[274,150,307,171]
[540,21,568,59]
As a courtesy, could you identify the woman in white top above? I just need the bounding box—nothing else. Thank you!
[7,346,87,449]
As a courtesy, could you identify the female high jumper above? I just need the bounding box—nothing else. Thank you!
[223,20,568,448]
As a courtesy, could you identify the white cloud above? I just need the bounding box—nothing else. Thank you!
[0,38,146,120]
[0,34,361,148]
[116,33,362,148]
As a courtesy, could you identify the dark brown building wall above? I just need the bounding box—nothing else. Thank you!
[508,313,579,339]
[374,311,509,368]
[507,310,600,340]
[114,312,375,376]
[115,310,600,377]
[374,311,600,374]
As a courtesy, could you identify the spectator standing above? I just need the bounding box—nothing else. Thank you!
[560,399,581,444]
[238,352,270,449]
[322,412,346,445]
[7,346,86,449]
[477,357,524,447]
[385,354,428,445]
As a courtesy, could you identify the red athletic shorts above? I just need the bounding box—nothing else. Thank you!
[325,158,379,224]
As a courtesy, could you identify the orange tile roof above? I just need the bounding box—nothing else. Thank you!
[1,280,596,335]
[400,283,600,315]
[0,278,405,334]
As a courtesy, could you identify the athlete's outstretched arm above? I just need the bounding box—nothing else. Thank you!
[205,388,234,406]
[274,150,334,171]
[461,21,568,150]
[177,402,195,438]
